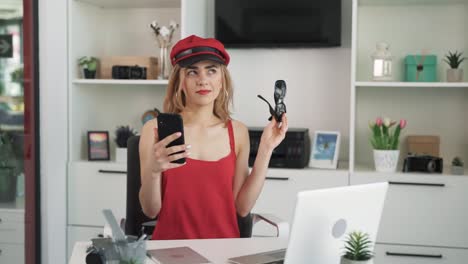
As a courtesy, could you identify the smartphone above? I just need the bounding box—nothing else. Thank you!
[157,113,186,164]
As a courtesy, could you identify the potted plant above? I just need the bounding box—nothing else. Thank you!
[114,125,137,163]
[341,231,374,264]
[444,51,465,82]
[369,117,407,172]
[10,66,23,83]
[78,56,98,79]
[0,130,22,202]
[451,156,464,175]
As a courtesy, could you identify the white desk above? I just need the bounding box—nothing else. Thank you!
[69,237,288,264]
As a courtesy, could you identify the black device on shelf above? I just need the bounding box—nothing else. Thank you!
[248,127,310,168]
[112,65,147,79]
[215,0,341,47]
[402,154,443,173]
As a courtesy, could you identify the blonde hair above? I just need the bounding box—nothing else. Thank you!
[163,64,234,123]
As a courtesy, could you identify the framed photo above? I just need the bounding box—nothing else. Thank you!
[309,131,340,169]
[87,131,110,161]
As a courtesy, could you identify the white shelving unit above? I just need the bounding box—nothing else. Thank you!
[355,81,468,88]
[68,0,184,162]
[72,79,169,85]
[350,0,468,261]
[66,0,189,258]
[350,0,468,172]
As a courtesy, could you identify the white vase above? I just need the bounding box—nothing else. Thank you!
[451,166,464,175]
[373,149,399,173]
[116,147,127,163]
[340,256,374,264]
[447,68,463,82]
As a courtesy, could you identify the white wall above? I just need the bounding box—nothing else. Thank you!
[39,0,68,263]
[228,0,353,161]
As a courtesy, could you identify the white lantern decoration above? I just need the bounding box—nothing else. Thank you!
[371,42,393,81]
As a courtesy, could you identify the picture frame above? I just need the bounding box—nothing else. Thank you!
[309,131,340,169]
[87,131,110,161]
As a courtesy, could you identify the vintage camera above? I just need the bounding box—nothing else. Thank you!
[402,154,443,173]
[112,65,147,79]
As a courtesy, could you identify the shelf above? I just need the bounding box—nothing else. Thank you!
[354,163,468,177]
[0,196,25,212]
[359,0,468,6]
[74,0,180,9]
[355,81,468,88]
[73,79,169,86]
[71,160,350,178]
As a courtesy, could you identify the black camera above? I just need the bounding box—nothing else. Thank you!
[402,154,443,173]
[112,65,147,79]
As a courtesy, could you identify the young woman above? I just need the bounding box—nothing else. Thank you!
[139,35,288,240]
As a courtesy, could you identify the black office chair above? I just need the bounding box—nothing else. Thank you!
[124,136,288,239]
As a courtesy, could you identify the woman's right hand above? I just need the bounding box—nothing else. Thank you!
[151,127,190,174]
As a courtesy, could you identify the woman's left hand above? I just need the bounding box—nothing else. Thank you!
[260,114,288,151]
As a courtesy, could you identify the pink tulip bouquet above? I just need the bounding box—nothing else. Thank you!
[369,117,407,150]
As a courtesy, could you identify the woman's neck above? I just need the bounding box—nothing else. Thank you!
[181,104,221,127]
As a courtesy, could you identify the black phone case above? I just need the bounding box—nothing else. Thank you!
[157,113,186,164]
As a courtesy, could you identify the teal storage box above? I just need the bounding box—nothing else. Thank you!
[405,55,437,82]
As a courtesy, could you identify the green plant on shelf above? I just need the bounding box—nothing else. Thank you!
[10,66,24,83]
[114,125,138,148]
[452,156,464,167]
[444,51,465,69]
[342,231,374,261]
[78,56,98,71]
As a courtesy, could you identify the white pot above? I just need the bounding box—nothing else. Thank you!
[116,147,127,163]
[447,68,463,82]
[451,166,464,175]
[340,256,374,264]
[373,149,399,173]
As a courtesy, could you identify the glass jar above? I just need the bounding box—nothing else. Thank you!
[371,42,393,81]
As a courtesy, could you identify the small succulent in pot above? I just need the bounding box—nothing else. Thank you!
[78,56,98,79]
[452,156,464,167]
[444,51,466,82]
[451,156,464,175]
[114,125,138,148]
[341,231,374,264]
[444,51,465,69]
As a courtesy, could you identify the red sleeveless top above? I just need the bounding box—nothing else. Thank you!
[152,120,240,240]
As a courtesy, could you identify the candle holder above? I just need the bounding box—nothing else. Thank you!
[371,42,393,81]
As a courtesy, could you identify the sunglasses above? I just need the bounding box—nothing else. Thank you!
[257,80,287,122]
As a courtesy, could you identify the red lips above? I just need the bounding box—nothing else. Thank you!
[196,90,211,95]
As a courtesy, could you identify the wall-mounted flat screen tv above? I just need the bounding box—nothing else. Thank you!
[215,0,341,47]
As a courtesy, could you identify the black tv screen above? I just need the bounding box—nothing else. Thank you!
[215,0,341,47]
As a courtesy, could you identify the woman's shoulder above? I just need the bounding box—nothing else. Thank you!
[230,119,248,132]
[230,119,249,143]
[142,118,157,131]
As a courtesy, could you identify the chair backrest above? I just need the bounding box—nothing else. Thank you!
[125,136,155,236]
[125,135,253,238]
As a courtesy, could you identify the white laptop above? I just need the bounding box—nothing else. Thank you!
[228,182,389,264]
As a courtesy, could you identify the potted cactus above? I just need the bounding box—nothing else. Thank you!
[444,51,465,82]
[451,156,464,175]
[78,56,98,79]
[341,231,374,264]
[114,125,137,163]
[0,130,22,202]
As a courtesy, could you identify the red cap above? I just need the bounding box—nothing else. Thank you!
[170,35,230,67]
